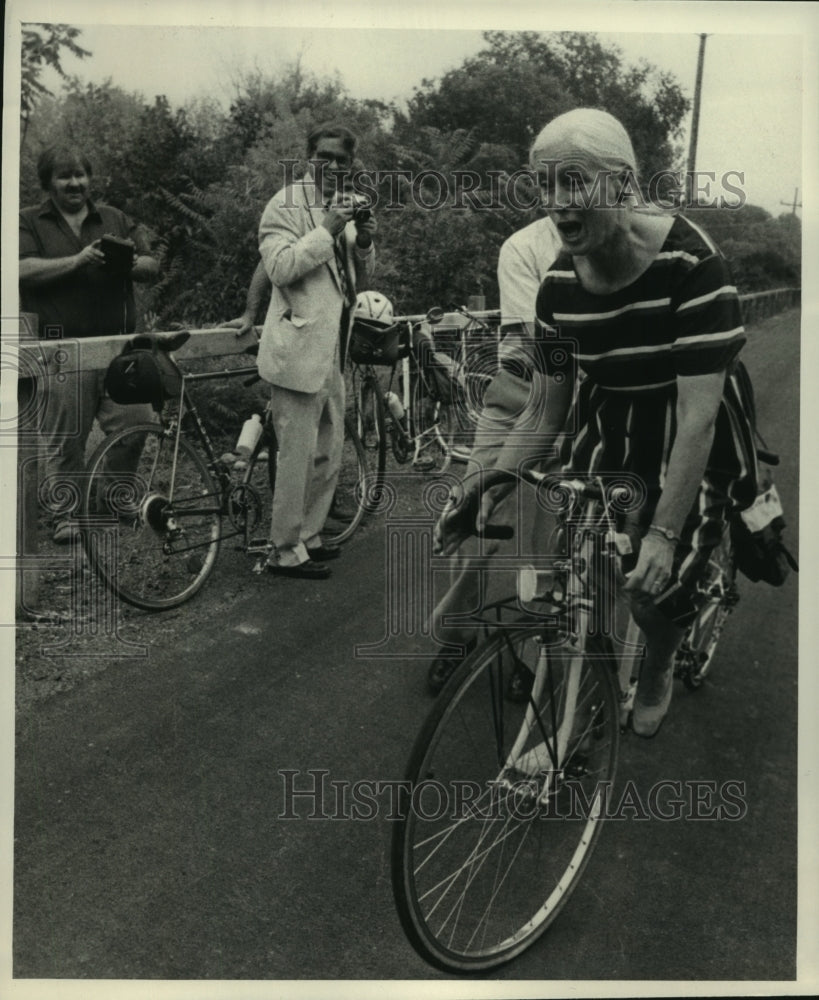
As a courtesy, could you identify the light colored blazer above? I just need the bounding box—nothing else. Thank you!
[257,178,375,393]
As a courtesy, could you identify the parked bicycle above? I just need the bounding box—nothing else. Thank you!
[391,465,740,972]
[80,331,372,611]
[431,302,502,431]
[348,306,501,475]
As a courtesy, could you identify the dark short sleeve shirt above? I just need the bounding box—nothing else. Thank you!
[533,214,746,388]
[19,198,151,338]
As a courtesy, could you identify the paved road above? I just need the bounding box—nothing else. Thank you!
[13,309,802,985]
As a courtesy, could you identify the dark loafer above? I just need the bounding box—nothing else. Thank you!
[265,559,332,580]
[306,544,341,562]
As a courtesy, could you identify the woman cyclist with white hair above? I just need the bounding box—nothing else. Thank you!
[435,108,756,737]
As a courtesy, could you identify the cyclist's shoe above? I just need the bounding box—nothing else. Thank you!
[631,664,674,738]
[448,445,472,465]
[426,638,477,695]
[264,559,331,580]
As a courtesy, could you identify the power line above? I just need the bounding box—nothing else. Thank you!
[779,189,801,216]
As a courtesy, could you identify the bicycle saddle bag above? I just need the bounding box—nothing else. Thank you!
[730,478,798,586]
[105,336,184,411]
[349,319,407,366]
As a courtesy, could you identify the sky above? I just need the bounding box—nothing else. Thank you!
[7,1,813,219]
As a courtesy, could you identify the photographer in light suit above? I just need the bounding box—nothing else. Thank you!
[255,122,376,579]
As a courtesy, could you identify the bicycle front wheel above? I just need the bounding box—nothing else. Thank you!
[392,626,620,973]
[82,424,222,611]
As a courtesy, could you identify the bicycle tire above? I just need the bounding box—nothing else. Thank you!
[323,415,371,545]
[236,418,279,563]
[353,367,387,480]
[81,423,222,611]
[410,371,452,474]
[392,624,620,973]
[243,412,372,550]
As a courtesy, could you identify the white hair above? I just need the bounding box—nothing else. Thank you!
[530,108,638,180]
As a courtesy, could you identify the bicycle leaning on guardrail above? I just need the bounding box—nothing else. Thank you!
[348,306,501,475]
[79,331,374,611]
[391,465,741,973]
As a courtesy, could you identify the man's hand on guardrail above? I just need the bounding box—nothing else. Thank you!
[224,314,257,339]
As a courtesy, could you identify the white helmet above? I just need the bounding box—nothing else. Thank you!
[354,290,394,327]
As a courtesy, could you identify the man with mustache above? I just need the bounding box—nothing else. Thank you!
[254,122,376,578]
[19,144,159,544]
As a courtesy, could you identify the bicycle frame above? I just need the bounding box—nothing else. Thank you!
[502,478,638,801]
[381,316,452,468]
[151,359,267,549]
[456,467,736,738]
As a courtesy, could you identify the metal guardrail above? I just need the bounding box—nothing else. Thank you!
[8,291,799,382]
[738,287,801,325]
[10,323,260,380]
[4,291,798,614]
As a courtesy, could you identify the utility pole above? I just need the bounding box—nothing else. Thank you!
[686,33,708,207]
[780,188,801,216]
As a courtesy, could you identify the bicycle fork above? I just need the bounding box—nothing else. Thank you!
[492,636,587,807]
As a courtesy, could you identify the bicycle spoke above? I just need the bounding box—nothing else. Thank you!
[82,425,221,610]
[393,625,619,971]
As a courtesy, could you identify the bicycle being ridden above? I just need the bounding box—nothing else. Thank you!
[392,464,742,972]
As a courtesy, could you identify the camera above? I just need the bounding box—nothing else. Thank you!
[350,193,372,224]
[100,234,136,274]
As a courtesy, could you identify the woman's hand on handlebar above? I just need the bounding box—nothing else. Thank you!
[433,485,500,556]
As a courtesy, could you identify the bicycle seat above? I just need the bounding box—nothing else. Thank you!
[129,331,192,353]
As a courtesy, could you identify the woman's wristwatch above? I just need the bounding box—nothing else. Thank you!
[647,523,681,544]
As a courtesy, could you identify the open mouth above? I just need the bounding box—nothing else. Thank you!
[556,219,584,242]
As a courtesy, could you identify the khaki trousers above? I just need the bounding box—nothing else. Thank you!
[268,363,345,566]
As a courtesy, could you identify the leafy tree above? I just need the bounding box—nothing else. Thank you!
[19,79,147,208]
[687,204,801,292]
[19,33,795,333]
[397,31,690,181]
[373,127,511,312]
[20,23,90,141]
